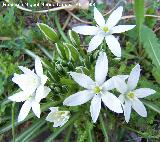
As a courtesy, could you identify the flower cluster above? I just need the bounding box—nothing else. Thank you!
[8,6,156,127]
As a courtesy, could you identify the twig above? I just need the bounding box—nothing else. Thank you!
[62,14,72,30]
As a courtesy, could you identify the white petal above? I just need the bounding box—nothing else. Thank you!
[69,72,95,89]
[132,99,147,117]
[40,75,48,85]
[94,7,105,27]
[111,25,136,34]
[118,94,125,104]
[32,101,41,118]
[88,34,104,52]
[46,112,55,122]
[8,91,29,102]
[90,95,101,123]
[49,107,59,113]
[114,77,127,94]
[127,64,141,91]
[95,52,108,85]
[35,86,51,102]
[102,78,115,91]
[63,90,94,106]
[18,66,33,74]
[124,100,132,123]
[106,6,123,28]
[101,92,123,113]
[18,101,32,122]
[105,35,121,58]
[72,26,99,35]
[116,75,129,81]
[35,56,43,76]
[12,74,39,93]
[134,88,156,98]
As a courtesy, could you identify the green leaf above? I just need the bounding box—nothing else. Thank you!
[55,42,66,59]
[64,43,80,61]
[140,26,160,70]
[68,30,81,47]
[134,0,144,33]
[37,23,59,43]
[142,100,160,114]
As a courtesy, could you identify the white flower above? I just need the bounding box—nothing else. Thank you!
[8,57,51,122]
[46,107,70,127]
[63,52,128,123]
[115,64,156,123]
[72,6,136,57]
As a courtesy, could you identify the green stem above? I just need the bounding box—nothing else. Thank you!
[88,127,93,142]
[55,12,69,43]
[64,125,73,142]
[37,44,53,60]
[99,113,109,142]
[11,102,16,142]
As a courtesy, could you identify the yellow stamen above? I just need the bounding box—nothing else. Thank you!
[127,92,135,99]
[94,86,101,94]
[103,27,109,32]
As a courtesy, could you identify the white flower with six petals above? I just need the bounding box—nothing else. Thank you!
[115,64,156,122]
[46,107,70,127]
[63,52,128,123]
[72,6,136,57]
[8,57,51,122]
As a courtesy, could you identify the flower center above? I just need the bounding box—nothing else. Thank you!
[94,86,101,94]
[127,92,135,100]
[103,27,109,33]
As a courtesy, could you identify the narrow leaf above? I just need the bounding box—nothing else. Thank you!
[37,23,59,43]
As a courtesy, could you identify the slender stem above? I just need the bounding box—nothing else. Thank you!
[55,13,69,43]
[99,113,109,142]
[64,125,73,142]
[11,102,16,142]
[37,44,53,60]
[88,127,93,142]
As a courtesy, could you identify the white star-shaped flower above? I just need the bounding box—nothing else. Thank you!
[72,6,136,57]
[46,107,70,127]
[115,64,156,123]
[63,52,128,123]
[8,57,51,122]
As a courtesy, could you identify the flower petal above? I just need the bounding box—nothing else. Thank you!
[88,34,104,52]
[90,95,101,123]
[35,85,51,102]
[8,91,29,102]
[32,101,41,118]
[49,107,59,113]
[18,66,33,74]
[72,26,99,35]
[69,72,95,89]
[63,90,94,106]
[95,52,108,85]
[35,56,43,76]
[105,35,121,57]
[114,77,127,94]
[94,7,105,27]
[118,94,125,104]
[46,112,55,122]
[12,74,39,93]
[132,99,147,117]
[106,6,123,28]
[102,78,115,91]
[134,88,156,98]
[101,92,123,113]
[127,64,141,91]
[111,25,136,34]
[18,100,32,122]
[124,100,132,123]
